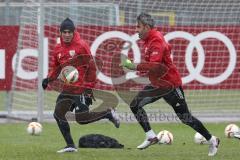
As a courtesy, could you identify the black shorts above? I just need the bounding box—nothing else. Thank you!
[131,85,186,109]
[56,92,91,113]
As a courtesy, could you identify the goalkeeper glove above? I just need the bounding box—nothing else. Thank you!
[121,59,136,70]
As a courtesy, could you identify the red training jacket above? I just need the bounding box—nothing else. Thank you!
[136,28,182,88]
[47,31,96,94]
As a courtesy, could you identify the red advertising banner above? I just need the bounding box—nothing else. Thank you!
[0,26,239,90]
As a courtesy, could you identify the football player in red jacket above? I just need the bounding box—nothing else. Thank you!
[122,13,219,156]
[42,18,120,153]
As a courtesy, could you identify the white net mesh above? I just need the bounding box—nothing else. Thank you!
[9,1,39,114]
[8,0,240,121]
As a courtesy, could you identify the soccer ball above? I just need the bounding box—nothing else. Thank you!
[157,130,173,144]
[194,132,208,144]
[27,122,42,135]
[60,66,79,83]
[224,124,240,138]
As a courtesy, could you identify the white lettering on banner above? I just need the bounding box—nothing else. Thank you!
[90,31,237,85]
[0,50,5,79]
[12,49,38,80]
[11,38,49,80]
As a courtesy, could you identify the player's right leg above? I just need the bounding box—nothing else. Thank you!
[130,85,161,149]
[54,93,78,153]
[89,90,120,128]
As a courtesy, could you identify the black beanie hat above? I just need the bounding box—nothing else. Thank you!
[60,18,75,32]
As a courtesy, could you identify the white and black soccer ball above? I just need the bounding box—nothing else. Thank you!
[60,66,79,84]
[27,122,42,136]
[194,132,208,144]
[224,124,240,138]
[157,130,173,144]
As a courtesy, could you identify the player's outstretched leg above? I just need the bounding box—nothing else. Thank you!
[75,107,120,128]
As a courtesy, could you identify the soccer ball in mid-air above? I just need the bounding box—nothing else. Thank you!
[27,122,42,135]
[157,130,173,144]
[194,132,208,144]
[60,66,79,84]
[224,124,240,138]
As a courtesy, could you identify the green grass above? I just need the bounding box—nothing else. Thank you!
[0,91,7,111]
[0,122,240,160]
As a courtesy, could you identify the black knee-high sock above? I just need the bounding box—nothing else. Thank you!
[182,114,212,140]
[131,107,151,132]
[54,114,75,147]
[175,108,212,141]
[165,87,213,141]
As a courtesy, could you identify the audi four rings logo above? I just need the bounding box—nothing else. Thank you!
[90,31,237,85]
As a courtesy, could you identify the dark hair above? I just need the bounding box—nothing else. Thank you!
[137,12,155,28]
[60,17,75,32]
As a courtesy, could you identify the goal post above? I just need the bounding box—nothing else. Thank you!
[37,0,44,122]
[6,0,44,121]
[6,0,240,122]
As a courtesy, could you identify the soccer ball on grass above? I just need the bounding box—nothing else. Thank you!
[157,130,173,144]
[194,132,208,144]
[224,124,240,138]
[27,122,42,135]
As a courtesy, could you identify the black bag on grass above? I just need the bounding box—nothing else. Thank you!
[79,134,124,148]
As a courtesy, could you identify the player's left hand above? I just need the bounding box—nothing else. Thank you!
[120,59,136,70]
[42,78,49,90]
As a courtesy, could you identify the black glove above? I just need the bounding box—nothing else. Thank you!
[84,89,95,99]
[42,78,49,90]
[84,89,95,106]
[85,96,93,106]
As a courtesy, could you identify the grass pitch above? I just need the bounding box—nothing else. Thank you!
[0,122,240,160]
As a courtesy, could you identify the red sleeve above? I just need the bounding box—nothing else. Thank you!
[136,38,166,72]
[136,38,170,78]
[137,62,159,71]
[83,59,97,88]
[149,44,164,62]
[136,62,168,78]
[47,47,61,81]
[81,42,97,88]
[71,54,92,67]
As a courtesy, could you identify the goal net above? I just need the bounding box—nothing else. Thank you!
[7,0,240,122]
